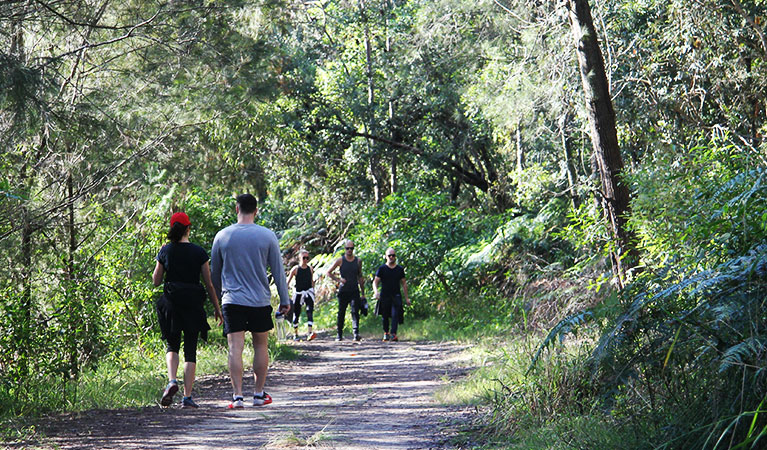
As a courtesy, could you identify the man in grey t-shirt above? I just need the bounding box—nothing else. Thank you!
[211,194,290,409]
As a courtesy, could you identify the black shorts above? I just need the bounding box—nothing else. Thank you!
[222,304,274,335]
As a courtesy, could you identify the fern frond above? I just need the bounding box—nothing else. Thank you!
[528,310,592,373]
[720,338,767,373]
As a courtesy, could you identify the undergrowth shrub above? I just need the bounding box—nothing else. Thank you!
[486,140,767,448]
[591,244,767,449]
[629,138,767,269]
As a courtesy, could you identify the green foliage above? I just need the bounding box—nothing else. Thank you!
[629,138,767,269]
[3,1,767,449]
[586,244,767,448]
[352,191,489,283]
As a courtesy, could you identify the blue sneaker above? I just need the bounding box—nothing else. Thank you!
[181,396,199,408]
[160,380,178,407]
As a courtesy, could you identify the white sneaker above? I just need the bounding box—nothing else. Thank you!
[253,392,273,406]
[227,396,244,409]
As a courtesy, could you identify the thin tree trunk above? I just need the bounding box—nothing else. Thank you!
[387,2,397,196]
[12,9,31,381]
[20,181,32,380]
[67,173,80,380]
[390,153,398,194]
[359,0,386,204]
[515,127,524,172]
[567,0,639,286]
[559,113,579,210]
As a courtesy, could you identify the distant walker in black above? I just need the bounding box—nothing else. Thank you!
[327,239,367,341]
[372,247,411,342]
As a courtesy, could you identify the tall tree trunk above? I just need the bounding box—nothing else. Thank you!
[20,178,32,381]
[386,2,398,196]
[745,57,761,147]
[66,173,80,380]
[359,0,386,204]
[12,10,31,381]
[567,0,639,287]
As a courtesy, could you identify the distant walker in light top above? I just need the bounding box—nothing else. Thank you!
[372,247,411,342]
[286,249,317,341]
[210,194,291,409]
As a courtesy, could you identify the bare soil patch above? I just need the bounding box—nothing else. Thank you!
[14,333,475,449]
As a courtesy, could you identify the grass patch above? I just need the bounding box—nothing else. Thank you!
[0,316,299,437]
[265,422,337,448]
[434,333,654,449]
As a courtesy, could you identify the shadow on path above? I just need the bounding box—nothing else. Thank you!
[24,335,475,449]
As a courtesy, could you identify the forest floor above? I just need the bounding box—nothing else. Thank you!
[15,333,478,449]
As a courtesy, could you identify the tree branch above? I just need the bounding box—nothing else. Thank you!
[37,7,162,68]
[730,0,767,58]
[326,125,490,191]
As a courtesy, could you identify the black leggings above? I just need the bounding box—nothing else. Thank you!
[166,330,199,363]
[337,291,360,335]
[382,301,400,335]
[291,294,315,327]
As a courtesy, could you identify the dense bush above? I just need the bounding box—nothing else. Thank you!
[520,140,767,448]
[592,244,767,449]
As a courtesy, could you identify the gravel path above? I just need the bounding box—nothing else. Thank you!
[25,335,474,449]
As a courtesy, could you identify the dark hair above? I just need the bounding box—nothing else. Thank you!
[167,222,189,243]
[236,194,258,214]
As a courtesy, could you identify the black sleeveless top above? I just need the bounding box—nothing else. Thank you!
[339,256,361,293]
[295,266,312,291]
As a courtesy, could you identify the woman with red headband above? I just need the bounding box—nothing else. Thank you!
[152,211,222,408]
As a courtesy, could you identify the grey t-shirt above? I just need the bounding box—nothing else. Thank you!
[210,223,290,308]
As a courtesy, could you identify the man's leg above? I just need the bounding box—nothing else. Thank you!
[252,331,270,393]
[351,293,361,338]
[227,331,246,397]
[390,303,399,336]
[337,293,350,337]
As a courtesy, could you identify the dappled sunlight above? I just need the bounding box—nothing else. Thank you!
[38,339,474,449]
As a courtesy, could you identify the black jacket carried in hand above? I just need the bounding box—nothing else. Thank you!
[156,281,211,342]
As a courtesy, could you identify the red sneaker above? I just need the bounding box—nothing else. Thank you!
[390,334,398,342]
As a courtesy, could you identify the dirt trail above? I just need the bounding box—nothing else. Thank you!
[30,334,474,449]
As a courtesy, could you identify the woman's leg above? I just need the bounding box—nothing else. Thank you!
[305,298,314,331]
[292,302,302,337]
[182,331,199,397]
[166,333,181,381]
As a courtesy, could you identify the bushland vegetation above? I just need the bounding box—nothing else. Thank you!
[1,0,766,448]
